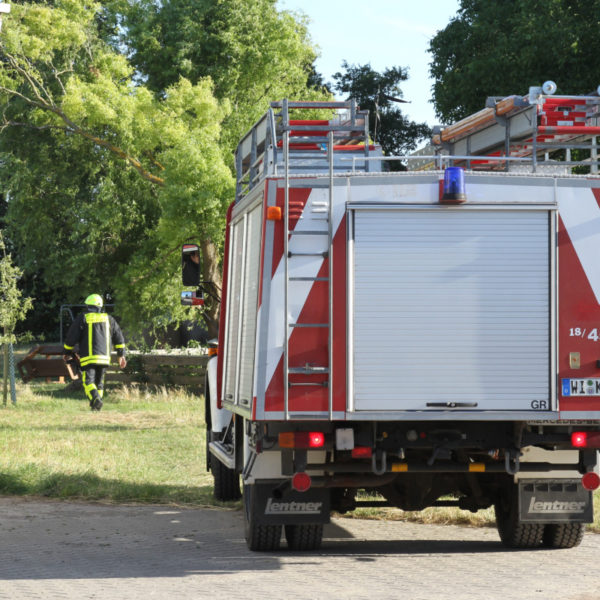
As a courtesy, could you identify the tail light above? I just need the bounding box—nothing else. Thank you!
[571,431,600,448]
[351,446,373,458]
[279,431,325,449]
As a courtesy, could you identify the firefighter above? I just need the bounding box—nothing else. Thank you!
[63,294,127,411]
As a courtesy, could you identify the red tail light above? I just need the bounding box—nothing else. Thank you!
[279,431,325,449]
[571,431,600,448]
[351,446,373,458]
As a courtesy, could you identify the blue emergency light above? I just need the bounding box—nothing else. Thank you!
[441,167,466,204]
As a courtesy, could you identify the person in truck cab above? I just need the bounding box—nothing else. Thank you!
[63,294,127,411]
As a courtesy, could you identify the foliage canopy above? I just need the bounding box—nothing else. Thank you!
[333,61,430,160]
[0,0,322,340]
[429,0,600,123]
[0,231,32,344]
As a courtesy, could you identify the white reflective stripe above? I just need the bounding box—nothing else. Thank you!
[558,188,600,304]
[264,187,346,391]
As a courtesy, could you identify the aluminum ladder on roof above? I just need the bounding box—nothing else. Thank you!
[272,99,369,420]
[432,91,600,173]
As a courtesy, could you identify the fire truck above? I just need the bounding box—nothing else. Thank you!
[185,84,600,551]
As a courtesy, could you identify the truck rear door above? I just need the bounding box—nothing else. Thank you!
[348,204,556,415]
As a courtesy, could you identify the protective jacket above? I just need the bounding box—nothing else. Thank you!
[64,306,126,367]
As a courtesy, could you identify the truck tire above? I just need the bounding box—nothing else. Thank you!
[494,488,543,548]
[212,452,241,501]
[205,384,240,501]
[542,523,585,549]
[284,524,323,551]
[244,484,282,551]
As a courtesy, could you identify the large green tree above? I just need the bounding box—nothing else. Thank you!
[429,0,600,123]
[113,0,324,153]
[332,61,430,164]
[0,0,324,340]
[0,0,233,338]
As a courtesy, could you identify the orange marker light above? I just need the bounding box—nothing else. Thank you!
[267,206,282,221]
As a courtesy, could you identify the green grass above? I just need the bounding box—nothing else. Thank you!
[0,381,231,507]
[1,380,599,534]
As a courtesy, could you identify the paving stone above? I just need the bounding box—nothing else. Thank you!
[0,498,599,600]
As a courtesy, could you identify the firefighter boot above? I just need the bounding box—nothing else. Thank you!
[90,390,103,412]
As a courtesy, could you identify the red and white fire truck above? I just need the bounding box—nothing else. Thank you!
[187,85,600,551]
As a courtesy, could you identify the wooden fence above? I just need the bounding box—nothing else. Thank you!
[106,353,209,391]
[17,346,210,394]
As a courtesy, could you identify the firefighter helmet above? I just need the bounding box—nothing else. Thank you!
[84,294,103,308]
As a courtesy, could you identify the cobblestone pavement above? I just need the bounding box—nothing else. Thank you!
[1,497,599,600]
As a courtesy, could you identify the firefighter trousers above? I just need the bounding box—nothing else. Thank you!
[82,365,107,410]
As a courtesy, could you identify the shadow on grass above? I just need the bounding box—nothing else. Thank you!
[22,382,196,400]
[0,469,239,509]
[0,422,180,433]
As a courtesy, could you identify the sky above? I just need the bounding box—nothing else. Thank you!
[276,0,461,127]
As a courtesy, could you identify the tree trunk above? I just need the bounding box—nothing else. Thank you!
[200,238,222,339]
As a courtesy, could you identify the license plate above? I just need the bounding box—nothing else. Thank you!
[562,378,600,396]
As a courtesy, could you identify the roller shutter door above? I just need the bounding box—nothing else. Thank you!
[352,208,552,412]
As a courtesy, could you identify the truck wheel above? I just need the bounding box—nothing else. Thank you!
[212,453,241,501]
[244,484,282,551]
[542,523,585,549]
[284,524,323,551]
[494,489,543,548]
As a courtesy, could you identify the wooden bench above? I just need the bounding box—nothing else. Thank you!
[17,345,79,383]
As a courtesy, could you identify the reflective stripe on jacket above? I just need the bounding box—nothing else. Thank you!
[64,308,126,367]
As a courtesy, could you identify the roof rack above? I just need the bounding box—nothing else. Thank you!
[427,86,600,174]
[234,100,377,202]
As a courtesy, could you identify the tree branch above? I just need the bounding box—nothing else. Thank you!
[0,48,165,186]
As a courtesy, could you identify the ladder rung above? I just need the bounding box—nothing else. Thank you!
[289,366,329,374]
[289,276,329,282]
[289,230,329,236]
[283,124,365,132]
[288,251,328,258]
[289,323,328,328]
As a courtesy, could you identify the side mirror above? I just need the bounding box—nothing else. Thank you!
[182,243,200,287]
[181,290,205,307]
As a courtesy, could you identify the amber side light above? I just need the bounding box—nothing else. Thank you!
[267,206,282,221]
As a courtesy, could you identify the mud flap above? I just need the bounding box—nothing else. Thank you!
[519,479,593,523]
[251,482,330,526]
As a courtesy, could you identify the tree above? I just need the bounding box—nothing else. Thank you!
[429,0,600,123]
[0,230,32,345]
[112,0,326,154]
[0,1,326,341]
[0,1,234,338]
[0,230,32,404]
[332,61,430,164]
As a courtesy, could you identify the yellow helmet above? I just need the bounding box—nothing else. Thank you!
[84,294,103,308]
